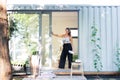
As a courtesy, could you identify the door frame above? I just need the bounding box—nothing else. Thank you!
[39,11,52,68]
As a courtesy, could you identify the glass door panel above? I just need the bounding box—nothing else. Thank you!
[8,11,52,70]
[8,13,39,65]
[40,12,52,69]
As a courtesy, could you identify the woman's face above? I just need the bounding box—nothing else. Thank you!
[65,29,69,34]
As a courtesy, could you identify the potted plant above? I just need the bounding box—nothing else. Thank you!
[30,51,40,77]
[11,60,26,72]
[72,54,78,62]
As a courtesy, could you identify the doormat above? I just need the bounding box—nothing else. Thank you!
[38,72,56,78]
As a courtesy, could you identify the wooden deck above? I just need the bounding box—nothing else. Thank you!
[22,68,120,80]
[23,76,87,80]
[22,69,87,80]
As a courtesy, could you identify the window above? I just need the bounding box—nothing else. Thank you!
[70,28,78,38]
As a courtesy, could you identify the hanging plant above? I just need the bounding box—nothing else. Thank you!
[115,48,120,71]
[91,21,103,72]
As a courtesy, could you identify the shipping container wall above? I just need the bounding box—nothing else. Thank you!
[79,6,120,71]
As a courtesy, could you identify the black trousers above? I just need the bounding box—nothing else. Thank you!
[58,43,73,68]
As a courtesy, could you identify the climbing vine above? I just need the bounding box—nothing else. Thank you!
[115,47,120,71]
[91,21,103,72]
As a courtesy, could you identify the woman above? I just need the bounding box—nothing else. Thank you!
[52,28,73,69]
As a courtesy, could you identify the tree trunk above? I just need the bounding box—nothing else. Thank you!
[0,0,12,80]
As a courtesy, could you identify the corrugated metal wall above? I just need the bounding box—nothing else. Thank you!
[78,6,120,71]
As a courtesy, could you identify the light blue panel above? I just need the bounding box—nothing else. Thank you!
[80,6,120,72]
[79,6,120,72]
[100,7,107,71]
[78,9,81,59]
[94,7,100,30]
[106,7,113,71]
[79,7,90,71]
[111,6,118,71]
[82,7,90,71]
[88,7,93,71]
[94,7,101,50]
[78,6,120,72]
[118,7,120,49]
[95,7,104,71]
[79,7,84,60]
[78,7,89,71]
[86,6,91,71]
[114,6,120,71]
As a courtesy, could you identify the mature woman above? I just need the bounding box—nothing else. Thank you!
[52,28,73,69]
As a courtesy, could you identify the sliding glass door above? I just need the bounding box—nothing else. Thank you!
[8,11,52,69]
[39,12,52,69]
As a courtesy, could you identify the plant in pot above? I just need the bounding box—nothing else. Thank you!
[11,60,26,72]
[73,54,78,62]
[30,50,40,77]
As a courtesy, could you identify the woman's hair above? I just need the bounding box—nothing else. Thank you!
[66,27,71,36]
